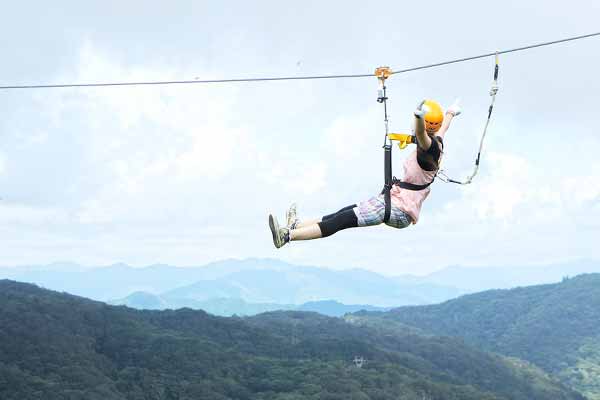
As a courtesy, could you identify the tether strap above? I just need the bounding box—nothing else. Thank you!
[383,144,393,223]
[439,53,499,185]
[375,69,394,224]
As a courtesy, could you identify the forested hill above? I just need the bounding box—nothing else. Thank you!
[350,274,600,399]
[0,280,585,400]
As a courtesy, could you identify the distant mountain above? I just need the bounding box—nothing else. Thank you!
[398,259,600,292]
[0,259,464,306]
[110,293,295,315]
[297,300,390,317]
[113,291,167,309]
[0,280,584,400]
[161,265,463,306]
[0,258,294,301]
[111,294,388,317]
[351,274,600,399]
[6,258,596,311]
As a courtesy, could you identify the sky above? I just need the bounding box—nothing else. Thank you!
[0,0,599,275]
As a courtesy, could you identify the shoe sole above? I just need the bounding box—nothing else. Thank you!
[268,214,281,248]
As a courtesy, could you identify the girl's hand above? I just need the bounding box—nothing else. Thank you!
[414,100,430,118]
[446,99,462,117]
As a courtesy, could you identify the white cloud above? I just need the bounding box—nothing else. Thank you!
[36,43,254,223]
[1,2,600,270]
[0,203,67,225]
[430,150,600,238]
[323,106,381,162]
[467,152,529,220]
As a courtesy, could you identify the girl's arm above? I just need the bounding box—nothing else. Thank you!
[436,112,454,139]
[437,99,462,139]
[414,101,432,151]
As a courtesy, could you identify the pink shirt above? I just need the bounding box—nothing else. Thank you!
[389,149,438,224]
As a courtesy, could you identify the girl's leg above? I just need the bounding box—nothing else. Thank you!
[272,198,382,247]
[290,207,359,241]
[294,219,321,229]
[290,224,323,240]
[294,204,357,229]
[322,204,358,221]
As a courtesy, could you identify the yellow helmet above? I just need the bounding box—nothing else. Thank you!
[423,99,444,134]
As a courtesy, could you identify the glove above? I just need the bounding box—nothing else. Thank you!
[446,98,462,117]
[414,100,430,119]
[388,133,414,149]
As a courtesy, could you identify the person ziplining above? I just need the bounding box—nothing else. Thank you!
[268,56,500,249]
[268,98,461,248]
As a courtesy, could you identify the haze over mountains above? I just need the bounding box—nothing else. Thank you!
[400,259,600,292]
[110,294,391,317]
[0,259,462,312]
[1,258,598,316]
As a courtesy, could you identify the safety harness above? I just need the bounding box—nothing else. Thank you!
[375,67,439,223]
[375,54,500,223]
[380,134,441,222]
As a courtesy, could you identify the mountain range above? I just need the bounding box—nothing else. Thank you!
[1,258,597,317]
[0,279,584,400]
[110,294,390,317]
[349,273,600,399]
[0,258,464,307]
[398,259,600,292]
[0,259,600,306]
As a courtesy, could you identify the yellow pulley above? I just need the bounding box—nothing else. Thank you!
[374,66,392,82]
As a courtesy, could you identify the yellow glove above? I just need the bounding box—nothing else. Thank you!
[388,133,415,149]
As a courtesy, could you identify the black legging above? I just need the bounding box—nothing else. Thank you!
[318,204,359,237]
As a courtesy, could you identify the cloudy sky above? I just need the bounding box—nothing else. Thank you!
[0,0,598,275]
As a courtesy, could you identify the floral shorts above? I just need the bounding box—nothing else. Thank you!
[353,195,413,229]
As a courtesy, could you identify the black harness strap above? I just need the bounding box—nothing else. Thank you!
[392,177,435,191]
[382,148,435,223]
[381,173,435,223]
[383,144,393,223]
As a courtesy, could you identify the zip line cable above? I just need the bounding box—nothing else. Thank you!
[391,31,600,75]
[0,32,598,90]
[0,73,375,90]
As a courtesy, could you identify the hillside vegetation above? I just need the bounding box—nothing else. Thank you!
[351,274,600,399]
[0,280,584,400]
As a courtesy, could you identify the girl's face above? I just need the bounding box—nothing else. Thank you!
[425,120,441,134]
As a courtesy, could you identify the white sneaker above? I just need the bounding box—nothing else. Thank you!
[286,203,299,229]
[269,214,289,249]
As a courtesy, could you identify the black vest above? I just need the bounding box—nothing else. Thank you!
[416,135,443,172]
